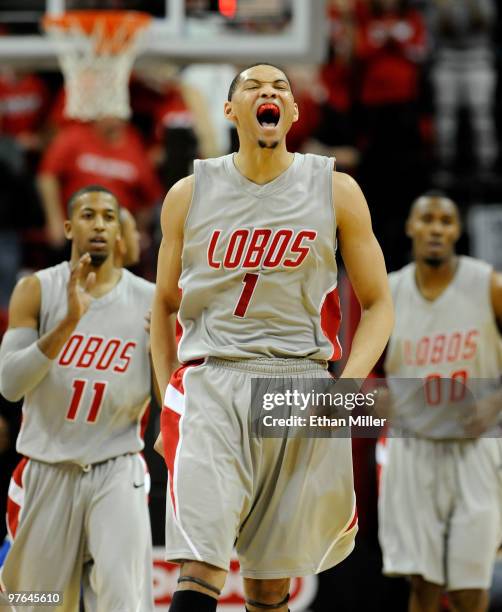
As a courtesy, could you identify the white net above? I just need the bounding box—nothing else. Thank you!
[44,12,151,120]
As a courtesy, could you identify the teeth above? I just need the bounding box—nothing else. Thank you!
[261,122,276,128]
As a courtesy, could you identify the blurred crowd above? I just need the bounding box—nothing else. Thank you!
[0,0,501,312]
[1,0,502,607]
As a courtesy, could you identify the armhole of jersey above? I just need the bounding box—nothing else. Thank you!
[330,157,337,252]
[182,163,200,234]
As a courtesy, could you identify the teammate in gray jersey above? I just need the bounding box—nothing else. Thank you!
[378,193,502,612]
[0,186,155,611]
[151,63,394,612]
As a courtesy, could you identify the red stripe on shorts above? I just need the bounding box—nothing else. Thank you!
[161,406,181,516]
[345,507,358,532]
[161,361,203,516]
[7,457,29,539]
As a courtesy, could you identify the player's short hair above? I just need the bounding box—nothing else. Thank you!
[420,189,450,200]
[227,63,291,101]
[409,190,460,220]
[67,185,120,219]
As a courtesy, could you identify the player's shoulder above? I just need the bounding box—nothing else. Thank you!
[458,254,492,275]
[12,273,41,298]
[121,269,155,299]
[388,263,414,294]
[332,171,368,225]
[166,174,195,200]
[35,261,70,281]
[192,154,235,182]
[161,174,195,229]
[195,154,232,171]
[332,171,365,205]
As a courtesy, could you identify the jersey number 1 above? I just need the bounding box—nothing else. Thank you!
[66,379,107,423]
[234,273,260,318]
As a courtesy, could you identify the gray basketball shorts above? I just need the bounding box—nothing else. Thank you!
[1,454,154,612]
[378,436,502,590]
[160,357,358,579]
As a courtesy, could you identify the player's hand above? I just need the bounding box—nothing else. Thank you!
[154,432,164,458]
[462,394,501,438]
[66,254,96,323]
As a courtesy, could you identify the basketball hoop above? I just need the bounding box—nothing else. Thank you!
[43,11,152,120]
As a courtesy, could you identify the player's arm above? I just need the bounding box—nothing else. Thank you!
[0,255,95,402]
[150,177,193,458]
[150,176,193,403]
[335,172,394,379]
[461,270,502,435]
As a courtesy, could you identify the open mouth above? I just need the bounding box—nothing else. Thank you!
[257,103,280,128]
[90,237,107,248]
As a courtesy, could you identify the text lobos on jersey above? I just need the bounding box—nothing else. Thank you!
[208,228,317,270]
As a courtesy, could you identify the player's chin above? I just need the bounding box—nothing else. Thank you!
[88,251,109,267]
[256,128,282,149]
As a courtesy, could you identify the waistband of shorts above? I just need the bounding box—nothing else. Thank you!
[206,356,328,374]
[29,452,136,473]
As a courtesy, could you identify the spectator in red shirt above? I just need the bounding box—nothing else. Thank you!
[355,0,429,271]
[357,0,427,108]
[38,118,163,249]
[0,68,50,153]
[309,0,362,171]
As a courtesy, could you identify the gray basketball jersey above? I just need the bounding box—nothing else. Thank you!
[178,153,341,362]
[16,262,154,465]
[385,256,502,438]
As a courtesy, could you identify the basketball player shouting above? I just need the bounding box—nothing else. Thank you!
[151,63,394,612]
[378,193,502,612]
[0,186,155,611]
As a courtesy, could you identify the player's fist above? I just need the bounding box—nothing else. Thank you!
[66,254,96,323]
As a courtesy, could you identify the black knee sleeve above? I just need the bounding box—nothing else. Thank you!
[169,590,217,611]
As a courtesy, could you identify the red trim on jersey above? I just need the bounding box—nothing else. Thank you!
[6,457,29,539]
[320,287,342,361]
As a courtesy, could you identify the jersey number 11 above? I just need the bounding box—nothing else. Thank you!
[66,379,107,423]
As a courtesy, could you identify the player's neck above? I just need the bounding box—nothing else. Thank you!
[234,144,294,185]
[71,256,122,297]
[414,257,459,301]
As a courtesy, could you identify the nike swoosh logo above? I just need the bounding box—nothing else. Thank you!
[133,482,145,488]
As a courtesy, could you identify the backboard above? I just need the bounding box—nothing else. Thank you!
[0,0,328,68]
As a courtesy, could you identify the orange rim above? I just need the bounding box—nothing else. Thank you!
[42,10,151,42]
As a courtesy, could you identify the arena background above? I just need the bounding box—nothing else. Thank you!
[0,0,501,610]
